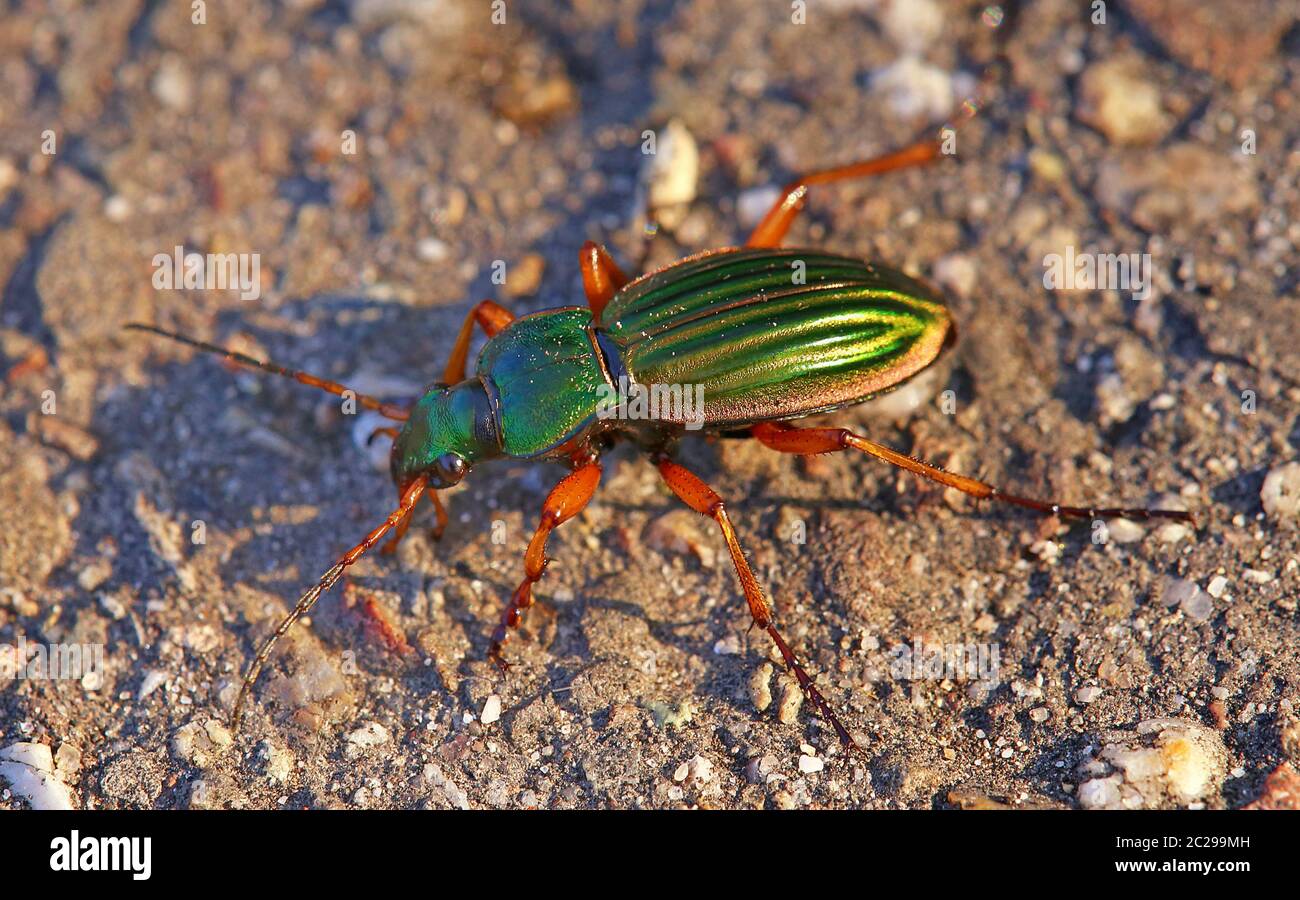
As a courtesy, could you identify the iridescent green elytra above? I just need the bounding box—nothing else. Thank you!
[391,247,953,488]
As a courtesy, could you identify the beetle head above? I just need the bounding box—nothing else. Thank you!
[390,379,501,489]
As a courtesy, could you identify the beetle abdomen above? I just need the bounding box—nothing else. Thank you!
[598,248,952,427]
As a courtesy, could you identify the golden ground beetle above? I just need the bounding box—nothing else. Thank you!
[128,125,1193,751]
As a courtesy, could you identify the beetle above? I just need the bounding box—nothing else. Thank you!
[129,134,1192,750]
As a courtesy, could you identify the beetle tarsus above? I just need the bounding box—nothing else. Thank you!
[656,455,860,752]
[488,642,512,675]
[485,463,602,677]
[745,140,944,249]
[763,621,860,752]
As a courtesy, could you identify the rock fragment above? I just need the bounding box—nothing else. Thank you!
[1261,463,1300,520]
[643,119,698,230]
[1126,0,1293,88]
[481,694,502,725]
[1244,763,1300,810]
[0,742,76,810]
[749,663,774,712]
[1075,718,1227,808]
[1076,56,1171,145]
[344,722,391,759]
[171,720,234,767]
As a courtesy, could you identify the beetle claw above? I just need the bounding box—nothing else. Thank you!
[489,646,512,675]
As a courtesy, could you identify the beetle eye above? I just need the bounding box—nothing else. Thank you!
[434,452,466,486]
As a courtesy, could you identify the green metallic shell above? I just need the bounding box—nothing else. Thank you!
[393,248,952,478]
[598,247,952,427]
[476,307,608,458]
[390,380,500,486]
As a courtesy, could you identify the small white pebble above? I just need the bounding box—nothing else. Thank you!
[645,119,699,229]
[137,669,167,701]
[1075,686,1103,704]
[712,634,741,655]
[416,238,450,262]
[104,195,132,222]
[1160,577,1199,608]
[480,694,502,725]
[345,722,391,759]
[880,0,943,52]
[872,56,954,120]
[1261,463,1300,520]
[1156,522,1191,544]
[1182,587,1214,622]
[687,754,714,783]
[1078,776,1121,809]
[798,754,824,774]
[1106,518,1146,544]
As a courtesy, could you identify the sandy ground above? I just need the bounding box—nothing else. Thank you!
[2,0,1299,810]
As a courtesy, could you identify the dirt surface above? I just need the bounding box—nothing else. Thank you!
[2,0,1299,810]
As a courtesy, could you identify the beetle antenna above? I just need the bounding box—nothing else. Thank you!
[231,474,429,730]
[932,6,1012,146]
[125,323,409,421]
[935,62,999,145]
